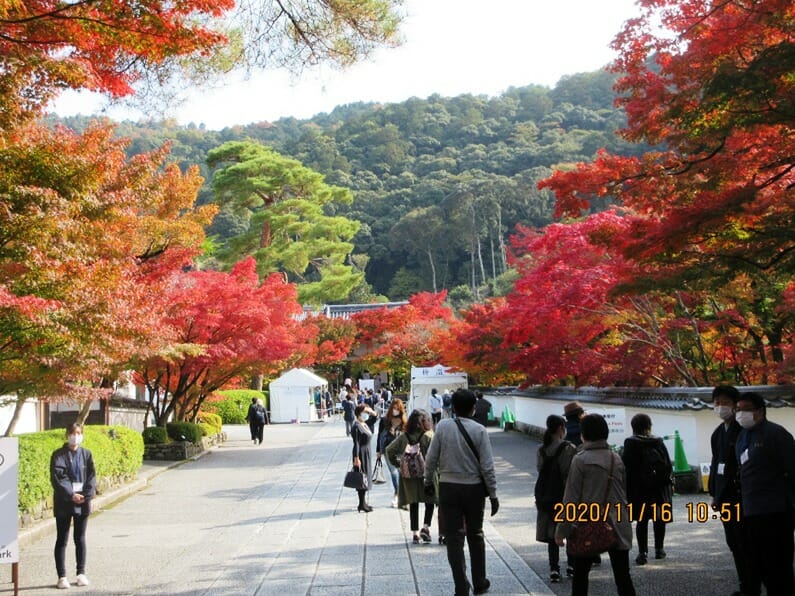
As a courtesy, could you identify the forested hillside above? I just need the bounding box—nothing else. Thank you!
[54,69,641,303]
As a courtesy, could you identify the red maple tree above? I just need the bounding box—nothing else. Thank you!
[536,0,795,385]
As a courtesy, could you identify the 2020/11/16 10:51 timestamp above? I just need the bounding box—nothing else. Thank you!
[551,502,741,523]
[686,502,741,523]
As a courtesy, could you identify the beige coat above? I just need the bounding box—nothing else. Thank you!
[554,440,633,551]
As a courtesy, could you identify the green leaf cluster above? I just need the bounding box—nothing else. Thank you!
[165,421,203,444]
[203,389,267,424]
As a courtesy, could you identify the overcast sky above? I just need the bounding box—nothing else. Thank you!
[52,0,641,130]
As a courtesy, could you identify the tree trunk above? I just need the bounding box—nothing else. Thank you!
[250,374,264,391]
[497,207,507,274]
[2,395,26,437]
[426,249,437,293]
[76,399,93,425]
[476,235,486,292]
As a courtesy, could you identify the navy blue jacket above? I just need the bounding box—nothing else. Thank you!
[50,445,96,517]
[736,419,795,517]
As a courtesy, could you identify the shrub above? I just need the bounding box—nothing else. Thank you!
[203,389,267,424]
[17,425,143,514]
[198,422,214,437]
[166,421,203,444]
[142,426,169,445]
[197,411,222,434]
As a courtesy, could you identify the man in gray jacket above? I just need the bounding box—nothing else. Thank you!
[425,389,499,595]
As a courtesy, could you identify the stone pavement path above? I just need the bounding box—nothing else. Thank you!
[5,421,552,595]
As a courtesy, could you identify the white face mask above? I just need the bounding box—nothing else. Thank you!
[360,413,369,422]
[715,405,734,421]
[735,411,757,429]
[392,409,400,416]
[68,434,83,447]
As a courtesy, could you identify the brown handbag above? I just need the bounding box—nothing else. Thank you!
[566,453,619,557]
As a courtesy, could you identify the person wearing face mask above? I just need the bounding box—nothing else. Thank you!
[377,398,407,508]
[735,392,795,596]
[708,385,752,596]
[351,404,377,512]
[50,423,96,590]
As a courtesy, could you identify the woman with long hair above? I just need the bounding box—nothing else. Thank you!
[377,398,408,508]
[387,409,436,543]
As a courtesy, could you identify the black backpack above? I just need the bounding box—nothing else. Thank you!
[639,442,672,489]
[534,442,570,512]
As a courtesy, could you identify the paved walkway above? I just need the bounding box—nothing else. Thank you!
[7,422,551,595]
[5,419,741,595]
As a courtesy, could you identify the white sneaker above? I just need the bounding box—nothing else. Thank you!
[391,495,398,508]
[76,574,90,586]
[56,577,70,589]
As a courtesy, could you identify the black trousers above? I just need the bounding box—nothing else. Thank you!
[409,502,435,532]
[572,549,636,596]
[439,482,487,596]
[635,517,666,553]
[722,516,756,595]
[55,512,89,577]
[744,511,795,596]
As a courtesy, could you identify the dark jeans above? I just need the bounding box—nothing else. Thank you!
[254,422,264,444]
[55,513,89,577]
[439,482,487,596]
[572,549,636,596]
[744,511,795,596]
[432,412,441,426]
[409,502,435,531]
[635,517,666,553]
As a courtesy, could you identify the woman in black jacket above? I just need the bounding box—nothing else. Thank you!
[352,404,376,512]
[622,413,673,565]
[50,423,97,589]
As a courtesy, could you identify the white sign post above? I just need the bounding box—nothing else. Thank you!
[0,437,19,595]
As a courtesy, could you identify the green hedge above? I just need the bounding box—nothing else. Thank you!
[197,411,222,434]
[17,425,143,513]
[166,421,203,443]
[142,426,169,445]
[202,389,267,424]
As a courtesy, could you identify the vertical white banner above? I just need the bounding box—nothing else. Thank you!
[0,437,19,563]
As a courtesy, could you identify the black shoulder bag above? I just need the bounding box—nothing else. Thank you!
[454,418,489,496]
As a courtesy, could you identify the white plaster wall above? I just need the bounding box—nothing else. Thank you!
[0,397,40,435]
[485,393,795,471]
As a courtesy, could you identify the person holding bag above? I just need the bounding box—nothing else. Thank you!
[377,398,407,508]
[424,389,498,596]
[555,414,636,596]
[351,404,376,512]
[386,409,436,544]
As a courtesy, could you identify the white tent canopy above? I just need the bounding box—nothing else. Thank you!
[269,368,328,423]
[409,364,468,413]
